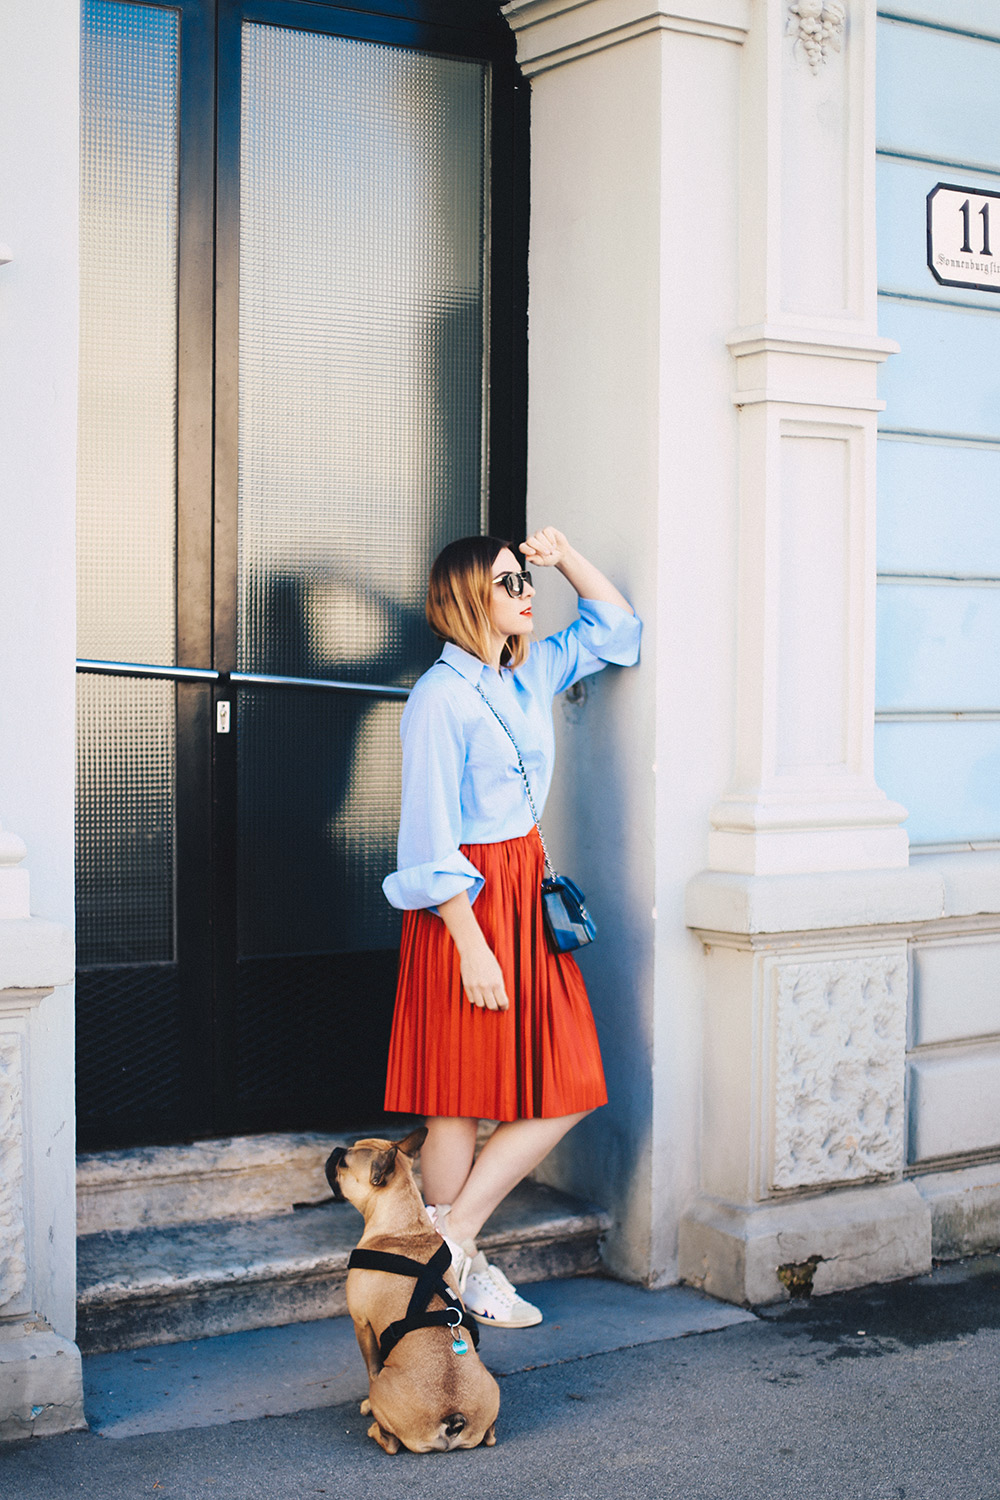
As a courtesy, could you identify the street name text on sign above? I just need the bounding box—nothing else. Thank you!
[927,183,1000,293]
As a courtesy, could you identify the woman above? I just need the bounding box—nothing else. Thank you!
[382,527,640,1328]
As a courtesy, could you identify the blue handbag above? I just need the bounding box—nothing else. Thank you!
[475,686,597,954]
[540,874,597,954]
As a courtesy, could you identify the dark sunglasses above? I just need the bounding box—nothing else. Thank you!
[493,569,533,599]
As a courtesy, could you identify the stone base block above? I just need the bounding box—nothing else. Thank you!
[0,1328,86,1442]
[678,1182,932,1305]
[913,1162,1000,1260]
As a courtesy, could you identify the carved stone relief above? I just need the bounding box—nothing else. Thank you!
[787,1,846,73]
[771,953,907,1191]
[0,1031,27,1311]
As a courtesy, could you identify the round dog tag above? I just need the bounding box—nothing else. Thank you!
[451,1335,468,1355]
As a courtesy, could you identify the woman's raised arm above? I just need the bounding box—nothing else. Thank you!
[520,527,634,615]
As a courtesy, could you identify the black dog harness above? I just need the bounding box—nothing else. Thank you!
[347,1241,480,1364]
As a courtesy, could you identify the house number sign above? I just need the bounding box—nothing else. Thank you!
[927,182,1000,293]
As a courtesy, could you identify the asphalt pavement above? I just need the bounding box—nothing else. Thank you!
[2,1255,998,1500]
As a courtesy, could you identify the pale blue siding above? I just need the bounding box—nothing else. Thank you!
[878,18,1000,171]
[877,441,1000,575]
[879,300,1000,439]
[876,9,1000,846]
[876,584,1000,709]
[875,722,1000,844]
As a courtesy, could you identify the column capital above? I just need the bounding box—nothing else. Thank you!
[727,324,899,363]
[502,0,751,75]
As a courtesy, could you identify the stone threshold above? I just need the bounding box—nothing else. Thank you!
[76,1128,414,1237]
[76,1123,507,1238]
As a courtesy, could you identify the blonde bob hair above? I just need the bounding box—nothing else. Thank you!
[427,535,530,670]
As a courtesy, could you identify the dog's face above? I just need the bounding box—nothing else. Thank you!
[325,1127,427,1212]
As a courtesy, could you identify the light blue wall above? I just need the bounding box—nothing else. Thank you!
[876,10,1000,846]
[878,441,1000,575]
[877,585,1000,709]
[878,18,1000,171]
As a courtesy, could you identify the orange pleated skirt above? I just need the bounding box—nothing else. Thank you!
[384,829,607,1121]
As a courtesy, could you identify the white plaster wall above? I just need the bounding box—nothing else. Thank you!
[0,0,80,1338]
[524,25,741,1283]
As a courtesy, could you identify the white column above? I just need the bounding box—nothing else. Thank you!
[503,0,749,1281]
[0,0,85,1436]
[0,828,83,1440]
[708,0,908,876]
[679,1,933,1303]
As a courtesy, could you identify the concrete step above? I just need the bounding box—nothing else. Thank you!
[76,1179,610,1355]
[76,1130,401,1236]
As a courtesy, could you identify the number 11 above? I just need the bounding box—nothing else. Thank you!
[960,199,993,256]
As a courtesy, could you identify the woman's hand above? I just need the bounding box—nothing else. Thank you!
[520,527,635,615]
[520,526,569,568]
[458,937,510,1012]
[436,890,509,1011]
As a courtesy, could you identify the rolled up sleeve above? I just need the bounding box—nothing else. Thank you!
[536,598,642,696]
[382,681,484,912]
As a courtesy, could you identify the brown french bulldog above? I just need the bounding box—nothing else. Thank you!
[325,1128,500,1454]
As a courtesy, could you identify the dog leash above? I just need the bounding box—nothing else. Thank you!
[348,1241,480,1361]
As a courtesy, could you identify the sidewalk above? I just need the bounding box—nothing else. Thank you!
[1,1257,998,1499]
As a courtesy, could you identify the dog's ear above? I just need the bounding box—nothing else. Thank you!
[369,1145,398,1187]
[395,1126,428,1158]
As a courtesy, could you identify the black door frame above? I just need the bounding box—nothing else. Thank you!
[76,0,527,1147]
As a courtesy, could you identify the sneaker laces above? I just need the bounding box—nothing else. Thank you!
[479,1260,521,1302]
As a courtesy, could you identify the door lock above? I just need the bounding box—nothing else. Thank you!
[216,700,231,734]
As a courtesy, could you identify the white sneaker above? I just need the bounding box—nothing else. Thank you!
[462,1253,543,1328]
[425,1204,473,1294]
[425,1202,451,1233]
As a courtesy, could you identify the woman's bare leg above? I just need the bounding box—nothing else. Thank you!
[420,1116,479,1207]
[445,1112,588,1247]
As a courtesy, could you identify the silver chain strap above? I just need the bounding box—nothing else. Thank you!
[474,683,558,882]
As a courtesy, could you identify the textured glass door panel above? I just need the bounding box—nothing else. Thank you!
[237,690,403,956]
[237,24,488,688]
[79,0,179,665]
[875,721,1000,845]
[76,674,176,965]
[76,964,183,1146]
[232,951,398,1129]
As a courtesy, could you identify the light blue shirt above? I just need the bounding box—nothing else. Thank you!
[382,598,641,912]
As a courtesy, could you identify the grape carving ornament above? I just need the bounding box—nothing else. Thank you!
[787,0,846,73]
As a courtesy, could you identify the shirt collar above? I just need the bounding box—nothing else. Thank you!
[440,640,508,683]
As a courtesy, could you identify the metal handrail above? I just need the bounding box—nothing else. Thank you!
[76,659,220,682]
[76,659,411,699]
[230,670,409,699]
